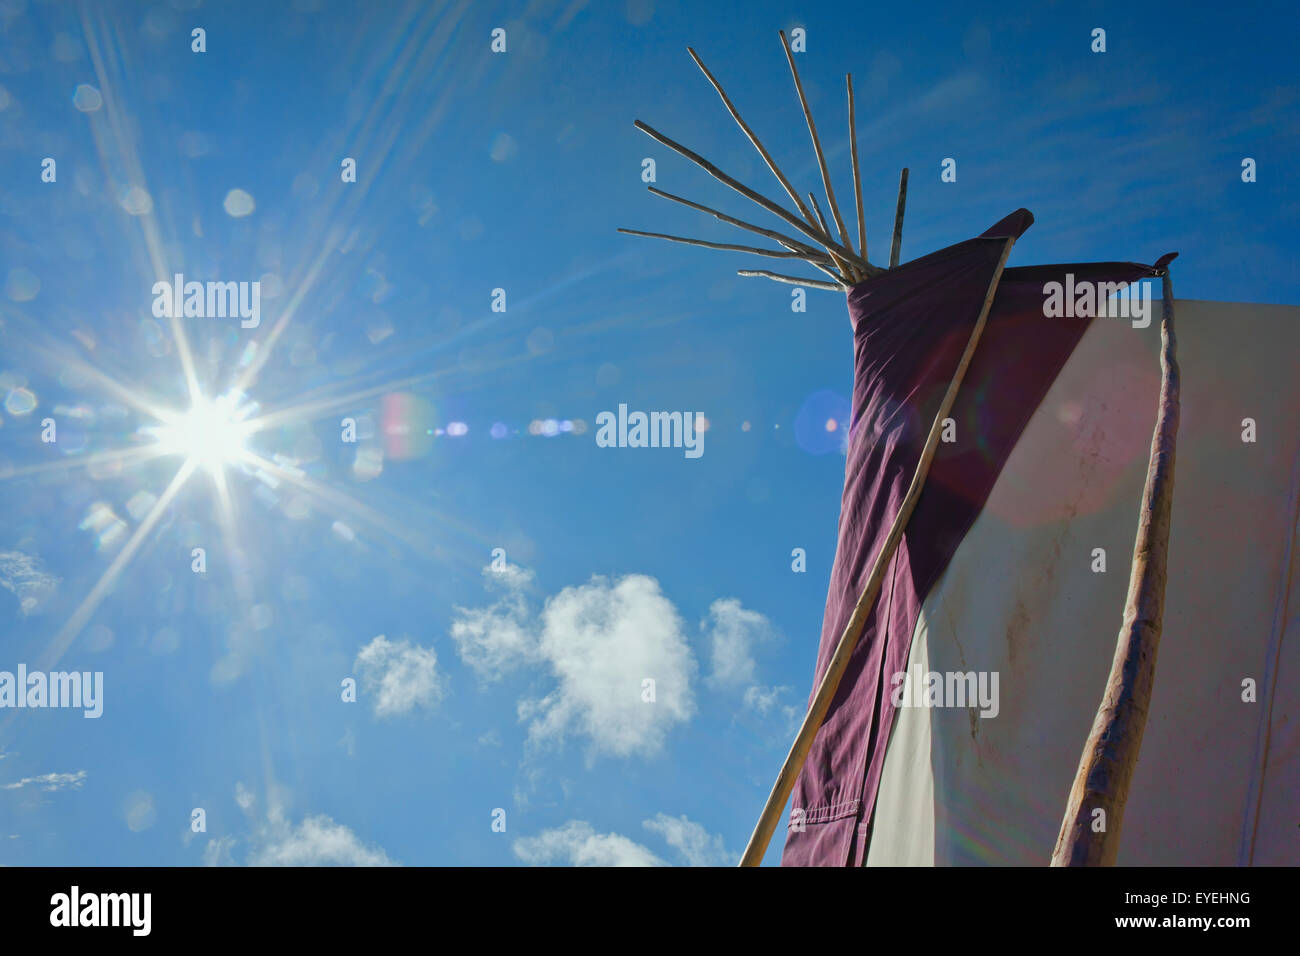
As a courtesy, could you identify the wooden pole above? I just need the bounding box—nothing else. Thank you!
[889,168,908,268]
[1050,267,1181,867]
[633,120,876,277]
[644,187,838,267]
[685,46,816,227]
[617,228,820,260]
[618,226,846,286]
[780,30,856,259]
[847,74,866,264]
[738,270,844,291]
[808,193,856,282]
[739,233,1019,866]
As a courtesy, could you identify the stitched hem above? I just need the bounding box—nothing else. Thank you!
[789,799,861,828]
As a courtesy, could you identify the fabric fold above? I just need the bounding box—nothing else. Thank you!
[782,209,1170,866]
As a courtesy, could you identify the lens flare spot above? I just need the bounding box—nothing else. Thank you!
[72,83,102,112]
[352,446,384,481]
[794,390,850,455]
[223,188,255,218]
[6,267,40,302]
[367,314,395,344]
[4,387,37,415]
[382,393,434,459]
[119,185,153,216]
[490,131,518,162]
[80,502,128,551]
[125,491,157,521]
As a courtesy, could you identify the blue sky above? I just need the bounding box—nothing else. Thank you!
[0,0,1294,866]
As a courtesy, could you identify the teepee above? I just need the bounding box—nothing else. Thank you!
[623,35,1295,868]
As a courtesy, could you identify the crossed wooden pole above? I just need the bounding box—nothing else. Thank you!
[621,31,906,291]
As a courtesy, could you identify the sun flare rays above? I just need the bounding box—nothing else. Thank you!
[0,3,514,693]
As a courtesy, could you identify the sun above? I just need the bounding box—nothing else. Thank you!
[153,394,253,472]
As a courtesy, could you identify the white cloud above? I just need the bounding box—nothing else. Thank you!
[207,783,396,867]
[0,769,86,792]
[643,813,732,867]
[0,550,58,615]
[249,814,396,867]
[514,821,665,867]
[514,814,730,867]
[703,598,775,689]
[483,559,534,592]
[742,686,801,741]
[449,559,540,680]
[452,568,697,759]
[744,683,799,719]
[744,685,781,714]
[450,590,537,680]
[702,600,796,730]
[525,574,695,758]
[454,566,785,761]
[354,634,445,717]
[202,835,237,866]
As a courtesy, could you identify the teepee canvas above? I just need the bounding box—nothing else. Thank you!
[861,293,1299,866]
[623,34,1294,867]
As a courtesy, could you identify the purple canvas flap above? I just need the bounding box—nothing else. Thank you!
[782,210,1172,865]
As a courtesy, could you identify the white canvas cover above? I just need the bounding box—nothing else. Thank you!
[867,298,1300,866]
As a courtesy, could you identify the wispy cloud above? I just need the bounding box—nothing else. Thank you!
[703,597,773,689]
[642,813,732,867]
[1,769,87,792]
[450,579,536,681]
[514,813,730,867]
[483,559,535,592]
[514,820,666,867]
[0,550,58,616]
[702,599,796,727]
[248,814,396,866]
[204,783,396,867]
[353,634,446,718]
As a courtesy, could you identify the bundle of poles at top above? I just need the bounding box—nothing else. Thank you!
[620,30,909,291]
